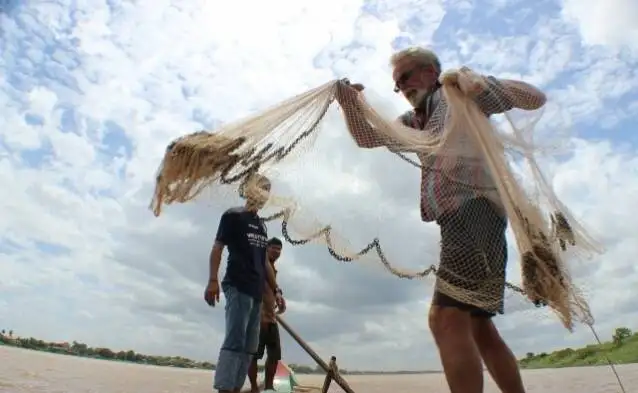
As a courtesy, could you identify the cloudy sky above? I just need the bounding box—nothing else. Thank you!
[1,0,638,372]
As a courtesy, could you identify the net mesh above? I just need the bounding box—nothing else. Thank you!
[149,68,604,332]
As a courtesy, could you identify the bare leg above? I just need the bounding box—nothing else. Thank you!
[264,356,277,390]
[247,358,260,393]
[472,318,526,393]
[429,305,483,393]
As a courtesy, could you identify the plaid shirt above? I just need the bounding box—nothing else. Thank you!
[398,77,511,222]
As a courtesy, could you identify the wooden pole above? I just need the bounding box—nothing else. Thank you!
[320,356,336,393]
[276,316,355,393]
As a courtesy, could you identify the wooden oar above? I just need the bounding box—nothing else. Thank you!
[276,316,355,393]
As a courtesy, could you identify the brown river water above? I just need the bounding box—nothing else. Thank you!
[0,346,635,392]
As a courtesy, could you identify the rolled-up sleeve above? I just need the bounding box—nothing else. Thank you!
[474,76,546,114]
[474,76,515,115]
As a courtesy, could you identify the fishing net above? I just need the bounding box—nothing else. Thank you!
[149,67,603,331]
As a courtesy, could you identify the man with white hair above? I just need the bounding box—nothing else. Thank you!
[336,47,546,393]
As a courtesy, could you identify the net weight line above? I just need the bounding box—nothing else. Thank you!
[156,130,564,310]
[261,207,542,306]
[263,209,628,393]
[156,123,572,311]
[153,122,576,314]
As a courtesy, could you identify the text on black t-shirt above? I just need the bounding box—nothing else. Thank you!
[215,207,268,300]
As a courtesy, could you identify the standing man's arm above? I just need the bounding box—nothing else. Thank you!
[205,241,223,306]
[210,212,234,282]
[209,241,224,283]
[205,212,235,307]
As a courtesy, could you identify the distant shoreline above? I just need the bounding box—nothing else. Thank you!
[0,332,440,375]
[3,326,638,373]
[519,326,638,369]
[0,343,443,375]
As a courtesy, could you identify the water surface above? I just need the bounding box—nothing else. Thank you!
[0,346,633,392]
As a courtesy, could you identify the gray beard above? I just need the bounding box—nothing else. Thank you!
[407,89,429,109]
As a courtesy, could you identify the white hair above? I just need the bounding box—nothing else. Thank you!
[390,47,441,74]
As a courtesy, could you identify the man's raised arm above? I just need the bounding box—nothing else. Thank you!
[336,82,386,149]
[337,81,440,153]
[472,74,547,115]
[498,79,546,111]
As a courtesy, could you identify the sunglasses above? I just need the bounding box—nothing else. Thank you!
[393,64,437,93]
[393,66,421,93]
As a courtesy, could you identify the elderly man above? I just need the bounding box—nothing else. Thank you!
[336,47,546,393]
[205,174,282,393]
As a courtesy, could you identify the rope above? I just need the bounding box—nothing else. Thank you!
[261,208,531,299]
[588,324,627,393]
[263,210,627,393]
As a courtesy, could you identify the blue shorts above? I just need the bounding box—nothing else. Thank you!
[213,284,261,391]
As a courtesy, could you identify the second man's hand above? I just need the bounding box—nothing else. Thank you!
[336,79,365,107]
[276,294,286,315]
[204,279,220,307]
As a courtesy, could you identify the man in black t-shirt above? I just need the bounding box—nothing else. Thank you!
[204,174,280,393]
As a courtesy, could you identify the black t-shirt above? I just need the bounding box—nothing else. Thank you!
[215,207,268,300]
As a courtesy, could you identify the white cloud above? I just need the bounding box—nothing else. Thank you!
[560,0,638,49]
[1,0,638,373]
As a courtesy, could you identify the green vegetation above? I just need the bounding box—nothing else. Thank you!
[0,328,443,374]
[6,326,635,373]
[519,326,638,369]
[0,329,214,369]
[0,329,334,373]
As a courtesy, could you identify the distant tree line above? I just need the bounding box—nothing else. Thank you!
[519,326,638,369]
[0,329,336,373]
[0,329,217,369]
[0,329,450,374]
